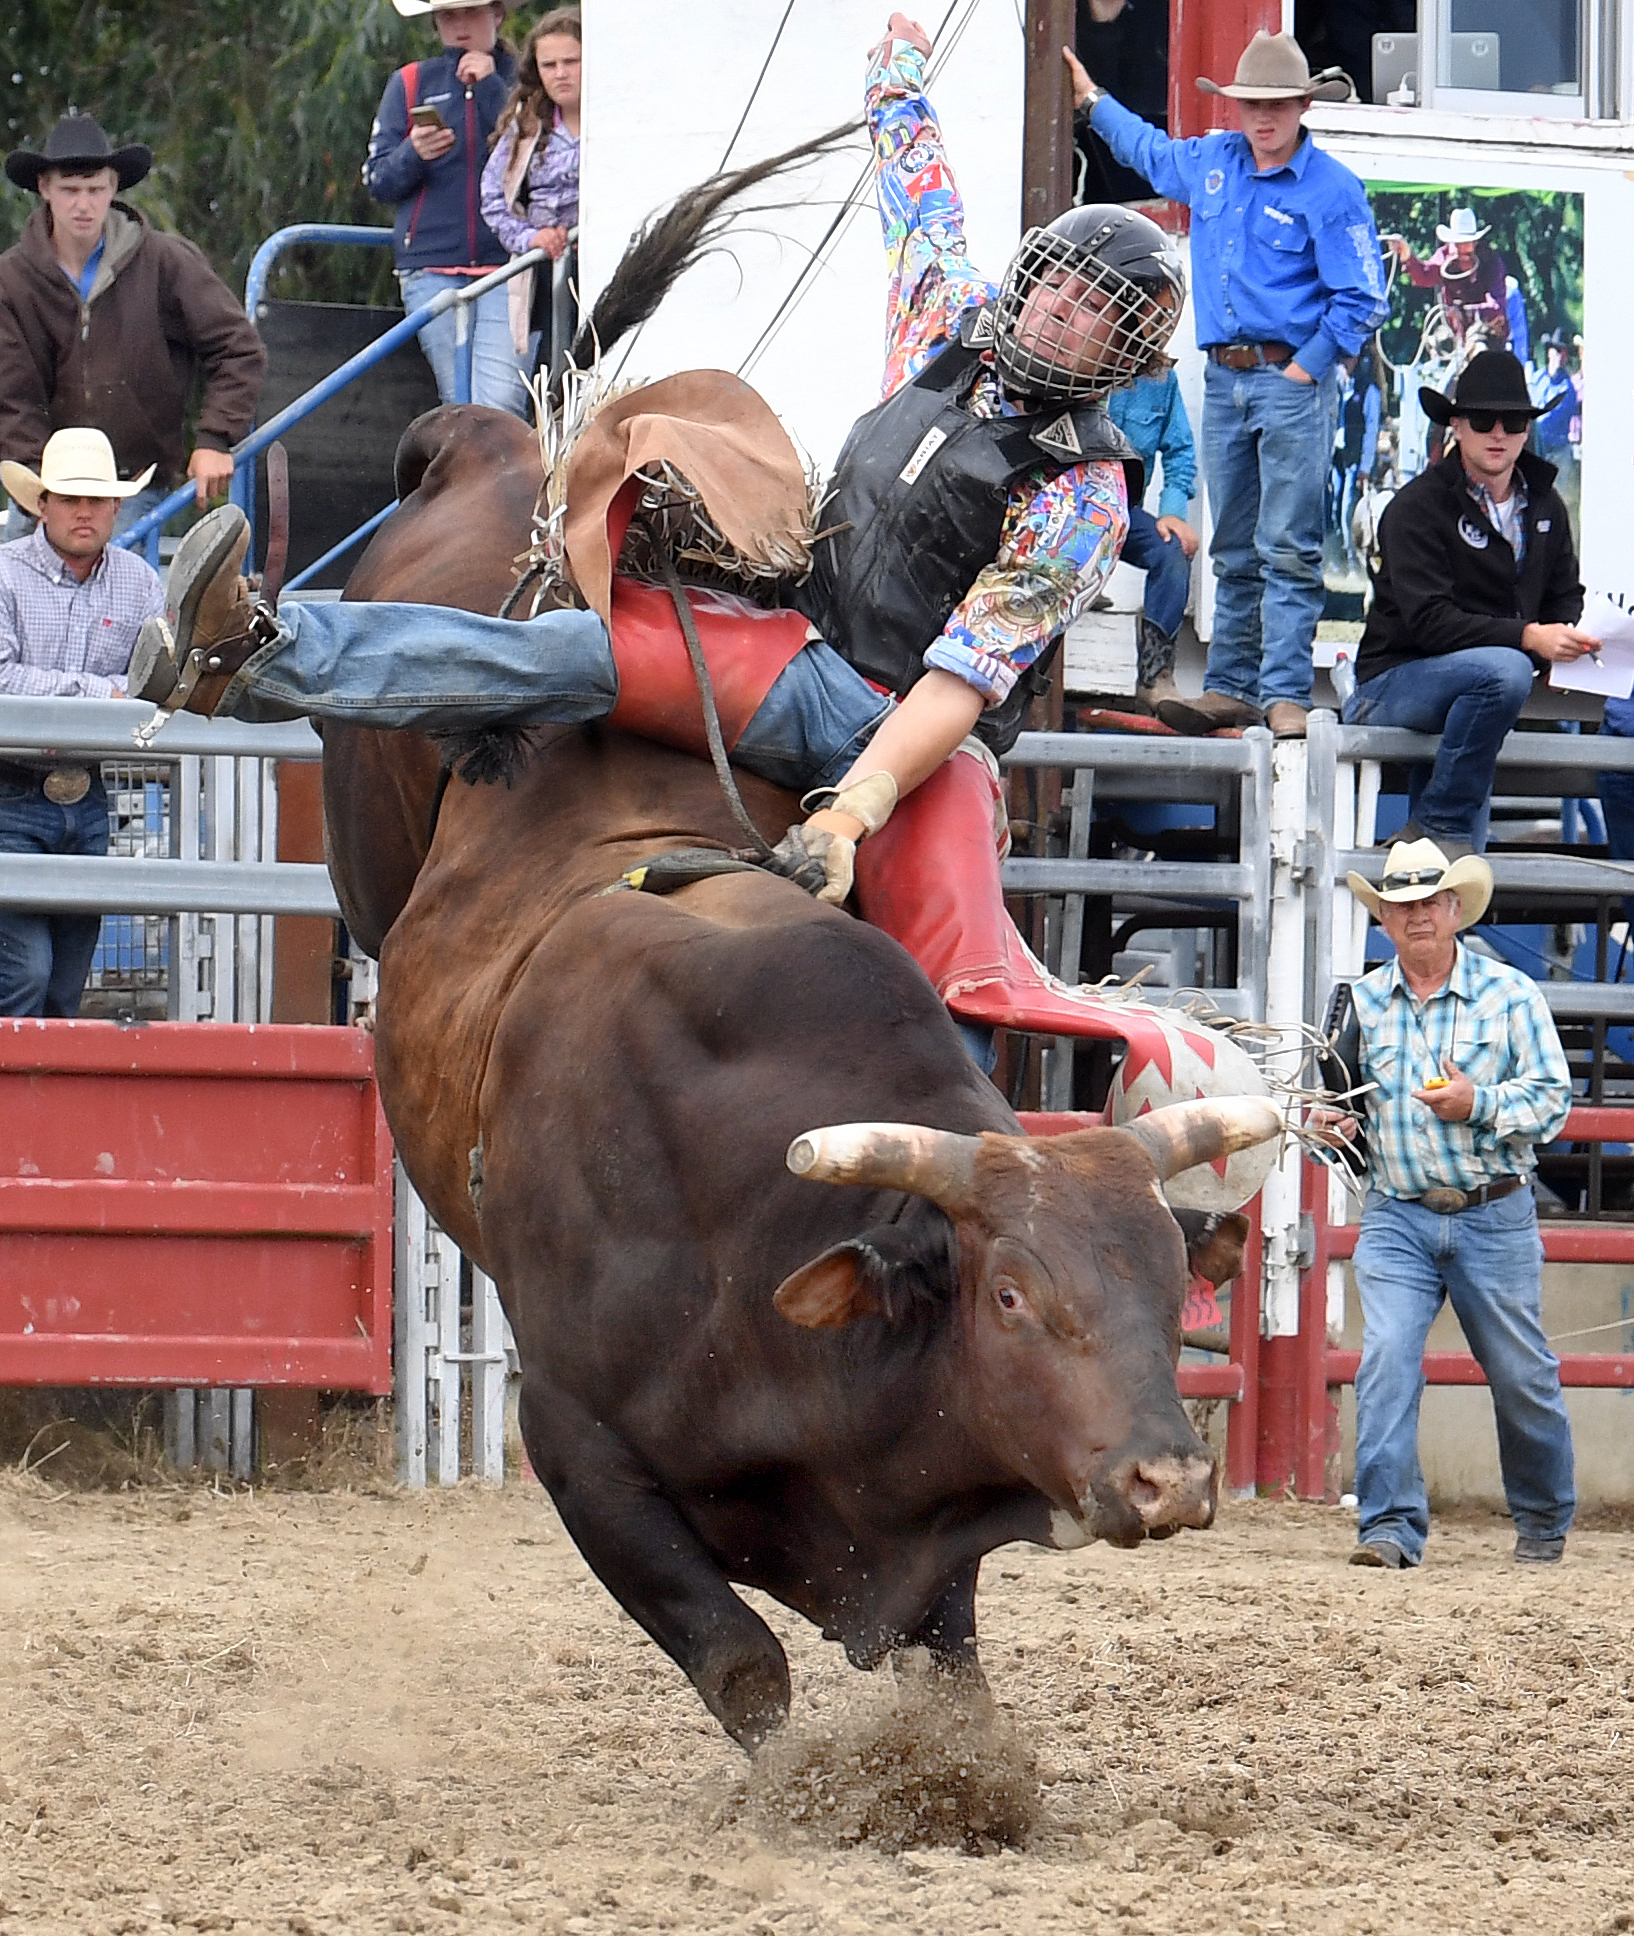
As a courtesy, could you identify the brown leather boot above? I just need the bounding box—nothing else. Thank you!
[129,504,277,715]
[1156,688,1263,733]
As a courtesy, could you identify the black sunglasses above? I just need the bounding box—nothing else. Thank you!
[1459,410,1533,435]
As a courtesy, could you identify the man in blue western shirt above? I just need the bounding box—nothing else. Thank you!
[1066,31,1387,738]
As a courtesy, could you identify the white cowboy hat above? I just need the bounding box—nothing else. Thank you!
[1345,837,1493,931]
[392,0,509,15]
[1196,31,1353,103]
[1435,207,1490,245]
[0,427,155,518]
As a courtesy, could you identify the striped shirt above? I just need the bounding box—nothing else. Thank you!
[1353,941,1571,1200]
[0,525,163,700]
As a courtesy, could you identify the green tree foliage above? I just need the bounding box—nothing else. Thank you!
[0,0,488,303]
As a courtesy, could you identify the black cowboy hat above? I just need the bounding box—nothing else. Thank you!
[1420,349,1544,428]
[5,112,151,194]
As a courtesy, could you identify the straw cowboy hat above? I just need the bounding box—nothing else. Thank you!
[1418,348,1545,429]
[1436,207,1491,245]
[0,428,155,518]
[4,112,151,194]
[1345,837,1493,931]
[392,0,509,15]
[1197,31,1353,103]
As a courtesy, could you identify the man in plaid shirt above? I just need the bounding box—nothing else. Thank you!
[0,427,162,1015]
[1328,835,1574,1570]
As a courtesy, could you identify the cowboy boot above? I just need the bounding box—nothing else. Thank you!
[851,748,1207,1064]
[128,505,280,715]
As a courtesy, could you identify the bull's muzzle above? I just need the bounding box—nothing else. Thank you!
[1085,1444,1218,1546]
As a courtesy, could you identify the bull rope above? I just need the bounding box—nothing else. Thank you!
[649,533,777,859]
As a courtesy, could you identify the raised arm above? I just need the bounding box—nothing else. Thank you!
[865,15,990,396]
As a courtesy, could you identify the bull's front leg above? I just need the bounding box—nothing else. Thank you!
[517,1381,792,1751]
[890,1559,990,1701]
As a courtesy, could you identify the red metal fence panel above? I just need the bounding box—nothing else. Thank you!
[0,1020,392,1391]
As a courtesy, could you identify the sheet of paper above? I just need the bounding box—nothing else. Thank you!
[1548,592,1634,698]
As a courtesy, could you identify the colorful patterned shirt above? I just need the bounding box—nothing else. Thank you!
[1352,941,1571,1199]
[865,39,1128,706]
[0,526,163,699]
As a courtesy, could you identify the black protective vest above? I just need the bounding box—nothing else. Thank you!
[793,306,1143,752]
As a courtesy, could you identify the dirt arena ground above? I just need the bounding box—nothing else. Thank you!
[4,1467,1633,1936]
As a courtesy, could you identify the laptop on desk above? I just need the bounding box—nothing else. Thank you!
[1372,31,1502,102]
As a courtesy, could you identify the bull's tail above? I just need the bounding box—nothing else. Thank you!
[552,118,865,410]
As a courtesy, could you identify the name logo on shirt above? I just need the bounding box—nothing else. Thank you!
[1033,413,1083,459]
[1262,203,1295,225]
[1458,516,1490,550]
[898,426,948,486]
[1204,168,1224,195]
[1537,519,1551,532]
[966,307,997,348]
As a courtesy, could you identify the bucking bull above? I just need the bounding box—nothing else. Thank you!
[313,151,1282,1753]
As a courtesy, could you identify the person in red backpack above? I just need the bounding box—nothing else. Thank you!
[363,0,528,418]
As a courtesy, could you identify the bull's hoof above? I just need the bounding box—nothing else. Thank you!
[699,1650,792,1755]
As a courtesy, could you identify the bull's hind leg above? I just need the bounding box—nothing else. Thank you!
[519,1384,791,1751]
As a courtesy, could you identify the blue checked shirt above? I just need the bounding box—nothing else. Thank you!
[0,526,163,700]
[1087,98,1387,379]
[1352,943,1571,1199]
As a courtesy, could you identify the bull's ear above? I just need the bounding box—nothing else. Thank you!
[774,1241,887,1328]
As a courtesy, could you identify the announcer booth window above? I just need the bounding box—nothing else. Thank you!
[1346,0,1622,118]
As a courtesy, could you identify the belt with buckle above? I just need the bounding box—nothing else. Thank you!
[1208,341,1295,370]
[1416,1176,1527,1216]
[0,758,95,804]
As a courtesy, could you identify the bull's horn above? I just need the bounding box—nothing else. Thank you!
[1120,1098,1282,1183]
[786,1122,981,1214]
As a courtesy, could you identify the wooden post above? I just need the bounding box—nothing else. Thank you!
[1022,0,1076,230]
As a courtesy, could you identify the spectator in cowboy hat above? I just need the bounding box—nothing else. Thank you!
[1343,349,1594,857]
[0,111,266,540]
[0,427,163,1017]
[1065,30,1386,739]
[1320,834,1574,1569]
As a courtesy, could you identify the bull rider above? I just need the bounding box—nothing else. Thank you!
[129,11,1257,1098]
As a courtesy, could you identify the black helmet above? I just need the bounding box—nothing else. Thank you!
[991,203,1185,404]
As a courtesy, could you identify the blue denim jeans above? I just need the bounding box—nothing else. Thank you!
[400,270,532,420]
[0,775,109,1017]
[1200,359,1339,708]
[1352,1187,1575,1563]
[1343,646,1534,851]
[1119,503,1190,658]
[228,600,893,796]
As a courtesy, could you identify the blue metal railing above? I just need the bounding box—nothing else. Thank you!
[112,224,559,577]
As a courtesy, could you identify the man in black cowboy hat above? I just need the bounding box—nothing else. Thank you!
[1343,349,1596,857]
[0,112,265,536]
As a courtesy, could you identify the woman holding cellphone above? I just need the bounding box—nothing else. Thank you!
[363,0,529,417]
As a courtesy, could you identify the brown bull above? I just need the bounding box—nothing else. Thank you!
[325,407,1278,1749]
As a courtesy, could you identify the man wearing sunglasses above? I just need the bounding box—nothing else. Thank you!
[1343,348,1596,857]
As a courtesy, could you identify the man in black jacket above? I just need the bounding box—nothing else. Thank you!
[1345,351,1597,856]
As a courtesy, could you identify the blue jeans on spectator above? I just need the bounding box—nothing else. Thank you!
[400,270,532,420]
[1351,1187,1574,1564]
[1120,504,1190,683]
[1342,646,1534,851]
[0,774,109,1017]
[226,599,894,795]
[1200,360,1339,709]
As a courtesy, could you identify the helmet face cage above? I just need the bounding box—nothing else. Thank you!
[991,226,1181,404]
